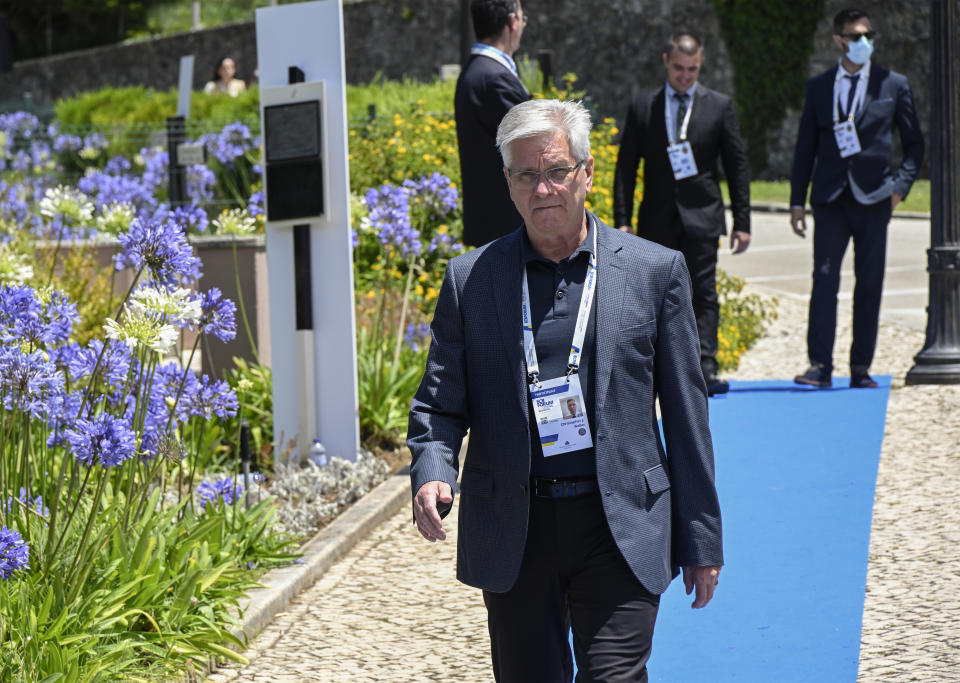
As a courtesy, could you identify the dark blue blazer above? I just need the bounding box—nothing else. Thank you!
[408,218,723,594]
[790,62,924,207]
[454,54,530,247]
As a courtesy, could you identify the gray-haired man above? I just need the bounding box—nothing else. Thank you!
[409,99,723,681]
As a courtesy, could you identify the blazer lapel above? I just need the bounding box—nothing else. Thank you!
[855,63,880,124]
[592,217,626,414]
[491,230,529,422]
[651,87,669,147]
[819,65,840,123]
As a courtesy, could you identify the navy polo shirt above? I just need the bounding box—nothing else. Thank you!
[520,217,598,480]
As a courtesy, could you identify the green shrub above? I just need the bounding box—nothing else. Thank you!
[717,269,779,372]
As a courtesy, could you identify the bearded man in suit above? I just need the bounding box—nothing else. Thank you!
[613,32,751,397]
[409,99,723,682]
[790,7,924,389]
[455,0,531,247]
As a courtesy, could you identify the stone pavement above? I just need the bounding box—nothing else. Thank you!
[211,263,960,682]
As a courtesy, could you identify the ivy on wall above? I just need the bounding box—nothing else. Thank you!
[711,0,825,174]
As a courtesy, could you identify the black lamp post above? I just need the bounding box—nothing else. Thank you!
[905,0,960,385]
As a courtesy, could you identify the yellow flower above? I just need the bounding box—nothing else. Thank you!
[415,284,424,296]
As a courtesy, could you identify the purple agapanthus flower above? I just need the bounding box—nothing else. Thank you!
[186,375,238,420]
[3,488,49,518]
[203,122,254,166]
[197,477,243,508]
[365,183,422,256]
[139,146,169,193]
[0,346,65,420]
[0,285,79,347]
[53,134,83,154]
[78,171,157,213]
[0,111,41,146]
[114,215,202,286]
[247,191,264,218]
[105,155,132,175]
[404,322,432,352]
[199,288,236,342]
[65,412,136,468]
[405,172,459,219]
[152,203,210,235]
[185,164,216,203]
[0,526,30,579]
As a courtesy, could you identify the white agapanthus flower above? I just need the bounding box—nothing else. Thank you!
[104,305,179,354]
[211,208,256,235]
[38,185,94,224]
[0,242,34,285]
[129,284,201,328]
[96,202,136,237]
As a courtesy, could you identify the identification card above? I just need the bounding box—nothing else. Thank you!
[530,374,593,457]
[667,142,698,180]
[833,121,861,158]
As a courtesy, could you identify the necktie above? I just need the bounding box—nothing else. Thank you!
[842,74,860,119]
[674,93,688,138]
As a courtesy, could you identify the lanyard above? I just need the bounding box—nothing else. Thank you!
[833,62,869,123]
[665,90,695,144]
[521,223,598,386]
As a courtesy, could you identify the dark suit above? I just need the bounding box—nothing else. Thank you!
[613,84,750,376]
[790,62,924,371]
[408,217,723,677]
[455,53,530,247]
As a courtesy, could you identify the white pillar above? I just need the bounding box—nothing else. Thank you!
[256,1,360,462]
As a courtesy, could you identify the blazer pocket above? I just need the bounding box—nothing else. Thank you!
[460,469,493,498]
[643,464,671,495]
[619,318,657,356]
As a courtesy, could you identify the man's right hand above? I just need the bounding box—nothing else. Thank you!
[617,225,632,233]
[790,207,807,238]
[414,481,453,542]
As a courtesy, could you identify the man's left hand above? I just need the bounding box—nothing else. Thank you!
[683,565,721,608]
[729,230,750,254]
[891,192,903,210]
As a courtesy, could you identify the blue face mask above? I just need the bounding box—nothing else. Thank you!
[846,37,874,65]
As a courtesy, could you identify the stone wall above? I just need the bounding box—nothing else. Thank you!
[0,0,931,178]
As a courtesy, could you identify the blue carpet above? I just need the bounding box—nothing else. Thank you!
[572,377,891,682]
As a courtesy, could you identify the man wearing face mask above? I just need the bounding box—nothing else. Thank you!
[790,7,924,389]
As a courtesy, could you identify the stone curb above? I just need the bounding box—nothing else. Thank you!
[743,200,930,220]
[231,473,411,644]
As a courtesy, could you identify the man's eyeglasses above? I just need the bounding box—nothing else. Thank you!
[840,30,876,41]
[512,11,528,27]
[508,162,583,190]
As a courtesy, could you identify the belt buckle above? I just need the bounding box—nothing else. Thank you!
[535,478,558,498]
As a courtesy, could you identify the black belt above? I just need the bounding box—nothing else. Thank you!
[532,477,599,499]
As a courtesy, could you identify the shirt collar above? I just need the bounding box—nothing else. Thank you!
[665,81,698,100]
[521,213,597,266]
[838,58,871,77]
[472,42,519,76]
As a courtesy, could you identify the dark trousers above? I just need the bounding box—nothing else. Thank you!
[643,217,720,376]
[482,492,660,682]
[809,190,892,371]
